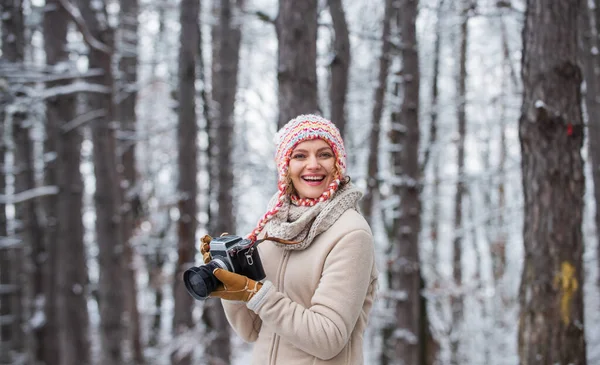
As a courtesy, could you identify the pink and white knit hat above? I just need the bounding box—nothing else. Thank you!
[247,114,347,242]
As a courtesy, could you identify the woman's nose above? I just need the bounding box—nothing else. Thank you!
[306,155,319,169]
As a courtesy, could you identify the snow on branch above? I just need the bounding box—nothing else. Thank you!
[0,236,22,249]
[58,0,112,54]
[62,108,107,133]
[0,186,59,204]
[40,81,111,99]
[0,63,104,83]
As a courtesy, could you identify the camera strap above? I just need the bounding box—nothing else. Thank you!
[256,234,301,246]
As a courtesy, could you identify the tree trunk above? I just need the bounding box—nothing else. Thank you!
[148,215,170,348]
[1,0,26,359]
[518,1,587,364]
[202,0,243,363]
[117,0,143,361]
[451,2,472,363]
[425,8,445,345]
[146,2,168,350]
[43,5,91,365]
[276,0,319,128]
[75,1,125,364]
[13,101,45,365]
[491,15,513,284]
[327,0,350,137]
[383,1,425,364]
[0,76,11,365]
[362,0,394,227]
[421,0,444,173]
[580,0,600,290]
[425,5,444,338]
[172,0,199,364]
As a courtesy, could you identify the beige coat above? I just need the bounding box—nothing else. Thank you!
[222,209,378,365]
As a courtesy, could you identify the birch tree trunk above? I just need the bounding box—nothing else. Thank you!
[424,0,444,296]
[580,0,600,290]
[146,2,168,349]
[451,2,472,363]
[518,1,587,364]
[327,0,349,137]
[362,0,394,227]
[75,1,125,363]
[423,2,445,364]
[491,14,514,285]
[117,0,143,361]
[43,4,91,365]
[172,0,199,364]
[276,0,319,128]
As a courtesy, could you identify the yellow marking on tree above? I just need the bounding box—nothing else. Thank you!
[553,261,578,325]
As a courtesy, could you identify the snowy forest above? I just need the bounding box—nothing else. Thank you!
[1,0,599,364]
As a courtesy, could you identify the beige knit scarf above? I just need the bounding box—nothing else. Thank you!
[263,183,363,250]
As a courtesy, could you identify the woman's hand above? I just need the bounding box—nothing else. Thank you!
[210,269,263,302]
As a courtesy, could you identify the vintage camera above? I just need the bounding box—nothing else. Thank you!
[183,235,266,300]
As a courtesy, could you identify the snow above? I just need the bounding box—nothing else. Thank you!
[0,186,58,204]
[29,310,45,329]
[393,328,418,344]
[0,236,22,249]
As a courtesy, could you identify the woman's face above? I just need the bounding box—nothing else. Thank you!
[288,139,337,199]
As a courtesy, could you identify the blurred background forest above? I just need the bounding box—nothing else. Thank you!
[1,0,599,364]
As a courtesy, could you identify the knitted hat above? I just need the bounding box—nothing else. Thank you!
[247,114,347,242]
[274,114,346,183]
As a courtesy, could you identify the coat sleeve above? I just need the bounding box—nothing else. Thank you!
[246,229,375,360]
[221,300,262,342]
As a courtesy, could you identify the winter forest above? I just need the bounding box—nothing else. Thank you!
[1,0,599,364]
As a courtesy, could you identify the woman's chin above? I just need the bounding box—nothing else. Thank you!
[297,187,326,200]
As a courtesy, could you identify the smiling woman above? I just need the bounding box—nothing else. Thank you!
[288,140,337,199]
[200,114,378,365]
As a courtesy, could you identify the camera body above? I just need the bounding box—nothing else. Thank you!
[209,235,265,279]
[184,235,266,300]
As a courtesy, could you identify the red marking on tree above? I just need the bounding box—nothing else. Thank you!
[567,123,573,136]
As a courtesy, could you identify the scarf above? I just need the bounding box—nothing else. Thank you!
[263,183,363,250]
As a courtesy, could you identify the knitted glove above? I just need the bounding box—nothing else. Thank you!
[210,268,263,302]
[200,234,212,264]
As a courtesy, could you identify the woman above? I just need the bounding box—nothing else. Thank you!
[202,114,378,365]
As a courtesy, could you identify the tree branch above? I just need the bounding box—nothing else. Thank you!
[242,9,275,24]
[58,0,112,54]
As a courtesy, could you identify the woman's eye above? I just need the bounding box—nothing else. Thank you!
[292,154,306,159]
[319,152,333,158]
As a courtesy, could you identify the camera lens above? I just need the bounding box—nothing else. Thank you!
[183,261,223,300]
